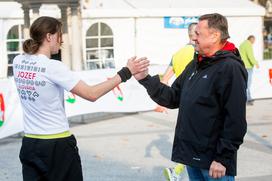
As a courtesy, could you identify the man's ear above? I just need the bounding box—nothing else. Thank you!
[212,30,220,43]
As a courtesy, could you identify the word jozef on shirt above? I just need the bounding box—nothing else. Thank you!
[17,71,36,80]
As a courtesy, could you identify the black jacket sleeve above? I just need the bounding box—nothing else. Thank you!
[138,74,183,109]
[214,62,247,166]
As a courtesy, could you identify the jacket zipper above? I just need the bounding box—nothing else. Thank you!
[189,70,198,80]
[186,66,203,91]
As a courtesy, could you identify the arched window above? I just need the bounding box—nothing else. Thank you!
[85,22,114,70]
[6,25,24,76]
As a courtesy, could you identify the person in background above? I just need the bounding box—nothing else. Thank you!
[161,23,198,85]
[239,35,259,105]
[134,13,247,181]
[13,16,149,181]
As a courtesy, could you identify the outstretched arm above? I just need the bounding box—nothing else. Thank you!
[134,70,184,109]
[71,56,149,102]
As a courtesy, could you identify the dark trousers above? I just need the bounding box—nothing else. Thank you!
[19,135,83,181]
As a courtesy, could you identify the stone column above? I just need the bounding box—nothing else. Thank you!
[22,4,30,39]
[30,3,41,22]
[59,5,71,68]
[70,3,82,71]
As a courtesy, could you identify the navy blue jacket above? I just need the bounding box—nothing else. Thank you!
[139,50,247,176]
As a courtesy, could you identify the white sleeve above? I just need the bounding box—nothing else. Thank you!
[46,60,81,91]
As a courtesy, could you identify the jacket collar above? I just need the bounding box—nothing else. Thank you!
[195,41,243,69]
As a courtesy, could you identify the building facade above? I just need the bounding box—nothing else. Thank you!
[0,0,266,78]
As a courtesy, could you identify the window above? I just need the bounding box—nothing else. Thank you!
[6,25,24,76]
[85,22,115,70]
[263,20,272,60]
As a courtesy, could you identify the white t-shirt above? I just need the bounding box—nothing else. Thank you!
[13,54,80,135]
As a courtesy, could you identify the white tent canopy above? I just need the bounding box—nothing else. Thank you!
[83,0,265,17]
[0,0,265,19]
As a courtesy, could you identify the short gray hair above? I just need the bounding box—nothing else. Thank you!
[199,13,230,42]
[188,23,197,37]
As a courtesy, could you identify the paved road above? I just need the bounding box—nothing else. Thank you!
[0,99,272,181]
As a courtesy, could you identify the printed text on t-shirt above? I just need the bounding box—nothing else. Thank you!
[17,71,36,79]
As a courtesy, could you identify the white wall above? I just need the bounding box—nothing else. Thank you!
[228,16,263,62]
[136,17,189,65]
[82,18,136,69]
[135,16,264,65]
[82,17,191,67]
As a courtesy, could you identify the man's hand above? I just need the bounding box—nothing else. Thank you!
[209,161,226,179]
[134,69,149,80]
[126,56,149,75]
[255,63,259,69]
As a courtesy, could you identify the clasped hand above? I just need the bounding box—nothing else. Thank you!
[126,56,150,80]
